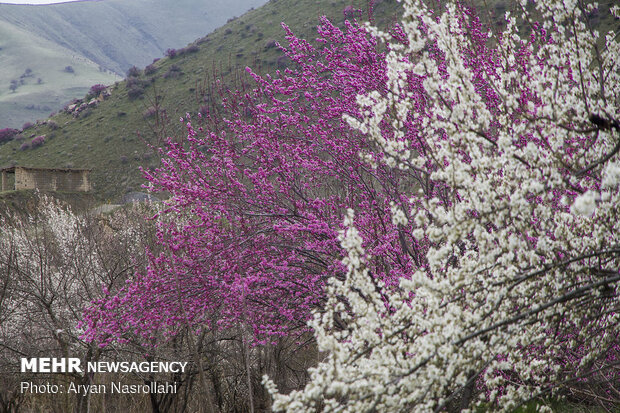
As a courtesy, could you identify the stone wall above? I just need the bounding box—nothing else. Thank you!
[1,167,91,192]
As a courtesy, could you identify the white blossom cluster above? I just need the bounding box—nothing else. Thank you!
[266,0,619,411]
[0,197,148,358]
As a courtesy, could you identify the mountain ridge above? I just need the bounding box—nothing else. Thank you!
[0,0,267,128]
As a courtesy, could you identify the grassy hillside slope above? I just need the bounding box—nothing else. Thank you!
[0,0,267,128]
[0,0,616,202]
[0,0,405,201]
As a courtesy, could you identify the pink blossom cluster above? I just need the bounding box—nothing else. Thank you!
[83,11,617,406]
[84,8,510,346]
[83,17,429,345]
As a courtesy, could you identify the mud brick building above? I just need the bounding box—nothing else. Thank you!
[0,166,91,192]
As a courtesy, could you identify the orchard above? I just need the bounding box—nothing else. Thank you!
[80,0,620,411]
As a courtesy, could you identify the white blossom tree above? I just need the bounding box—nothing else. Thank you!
[265,0,620,411]
[0,197,164,413]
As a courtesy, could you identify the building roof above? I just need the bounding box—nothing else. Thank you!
[0,166,91,173]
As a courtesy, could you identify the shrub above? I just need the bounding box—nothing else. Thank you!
[126,77,149,89]
[128,85,144,100]
[89,84,107,96]
[64,65,74,73]
[31,135,45,148]
[126,66,141,77]
[46,120,59,130]
[165,48,177,58]
[162,65,182,79]
[183,45,199,54]
[19,142,30,151]
[144,64,157,75]
[126,77,138,88]
[0,128,19,144]
[22,122,33,131]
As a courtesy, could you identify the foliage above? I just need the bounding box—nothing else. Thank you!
[144,63,158,75]
[162,64,183,79]
[264,0,620,411]
[81,0,620,409]
[30,135,45,149]
[127,66,141,78]
[0,197,161,412]
[127,85,145,100]
[0,128,18,144]
[9,80,18,93]
[82,16,420,346]
[179,44,200,55]
[89,83,107,96]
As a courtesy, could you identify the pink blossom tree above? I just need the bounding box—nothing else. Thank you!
[84,0,505,363]
[83,16,433,346]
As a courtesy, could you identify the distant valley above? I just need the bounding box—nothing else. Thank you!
[0,0,267,128]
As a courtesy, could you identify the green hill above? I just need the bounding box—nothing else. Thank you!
[0,0,616,202]
[0,0,406,202]
[0,18,121,130]
[0,0,267,128]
